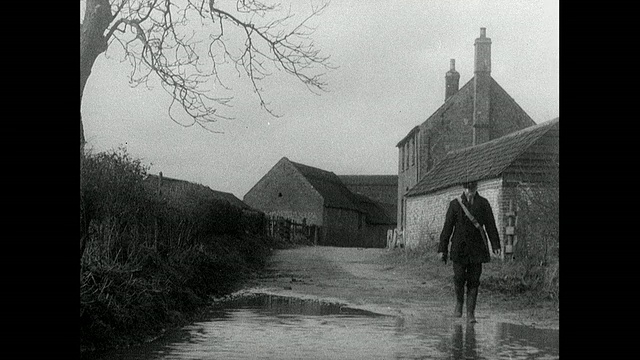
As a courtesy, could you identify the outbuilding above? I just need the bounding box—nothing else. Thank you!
[403,118,558,255]
[244,157,395,247]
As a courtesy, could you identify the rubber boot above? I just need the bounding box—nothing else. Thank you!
[466,287,478,323]
[453,282,464,317]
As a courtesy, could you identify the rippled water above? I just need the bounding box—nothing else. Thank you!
[83,294,559,360]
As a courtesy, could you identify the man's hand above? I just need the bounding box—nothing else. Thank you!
[437,252,447,264]
[493,248,501,257]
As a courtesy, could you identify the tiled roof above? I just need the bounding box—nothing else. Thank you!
[338,175,398,186]
[289,160,363,212]
[406,118,559,197]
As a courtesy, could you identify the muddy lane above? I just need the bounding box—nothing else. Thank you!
[82,247,559,359]
[250,246,559,328]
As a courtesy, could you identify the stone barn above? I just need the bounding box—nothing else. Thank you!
[396,28,537,231]
[339,175,398,224]
[243,157,395,248]
[403,118,559,253]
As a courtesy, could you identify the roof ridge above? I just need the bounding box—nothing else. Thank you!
[406,118,558,197]
[446,117,557,157]
[289,159,338,176]
[288,159,365,212]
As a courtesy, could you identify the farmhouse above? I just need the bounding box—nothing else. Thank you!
[396,28,537,231]
[402,118,559,252]
[243,157,395,248]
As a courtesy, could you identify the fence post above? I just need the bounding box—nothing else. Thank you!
[314,226,318,246]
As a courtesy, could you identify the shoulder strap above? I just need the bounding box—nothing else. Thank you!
[457,197,490,247]
[456,197,481,229]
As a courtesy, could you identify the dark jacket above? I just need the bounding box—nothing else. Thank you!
[438,192,501,263]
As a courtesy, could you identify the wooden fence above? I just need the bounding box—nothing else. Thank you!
[267,216,321,245]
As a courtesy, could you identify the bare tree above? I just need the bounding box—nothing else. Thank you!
[80,0,331,262]
[80,0,332,146]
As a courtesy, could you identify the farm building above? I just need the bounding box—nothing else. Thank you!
[146,173,254,210]
[338,175,398,205]
[396,28,537,231]
[402,118,559,255]
[338,175,398,223]
[243,157,395,248]
[145,173,265,235]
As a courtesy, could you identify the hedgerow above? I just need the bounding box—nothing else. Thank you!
[80,147,274,353]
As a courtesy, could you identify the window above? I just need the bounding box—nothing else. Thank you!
[410,138,415,166]
[400,146,405,171]
[405,143,409,170]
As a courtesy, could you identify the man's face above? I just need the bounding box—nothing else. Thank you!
[464,187,477,198]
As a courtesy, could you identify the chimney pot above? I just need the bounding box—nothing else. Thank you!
[474,27,491,74]
[473,27,492,145]
[445,59,460,101]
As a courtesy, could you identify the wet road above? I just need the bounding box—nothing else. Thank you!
[83,294,559,360]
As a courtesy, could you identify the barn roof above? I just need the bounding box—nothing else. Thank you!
[338,175,398,186]
[208,189,254,210]
[406,118,559,197]
[350,193,396,225]
[288,160,363,212]
[146,174,254,210]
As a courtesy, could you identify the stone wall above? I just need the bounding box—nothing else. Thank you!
[404,178,506,250]
[243,159,325,225]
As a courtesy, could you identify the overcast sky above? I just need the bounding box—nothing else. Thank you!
[81,0,559,199]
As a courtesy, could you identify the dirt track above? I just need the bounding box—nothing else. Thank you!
[243,246,559,330]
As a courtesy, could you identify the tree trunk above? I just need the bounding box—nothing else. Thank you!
[80,0,112,262]
[80,0,113,148]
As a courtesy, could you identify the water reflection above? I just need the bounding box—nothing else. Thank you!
[81,294,558,360]
[494,322,559,359]
[450,323,478,360]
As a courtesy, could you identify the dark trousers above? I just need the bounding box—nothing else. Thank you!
[453,262,483,289]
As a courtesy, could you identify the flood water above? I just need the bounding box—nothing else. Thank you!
[83,294,559,360]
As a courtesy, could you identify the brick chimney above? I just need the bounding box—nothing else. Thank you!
[473,27,492,146]
[445,59,460,101]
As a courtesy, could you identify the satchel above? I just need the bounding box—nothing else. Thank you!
[456,197,492,254]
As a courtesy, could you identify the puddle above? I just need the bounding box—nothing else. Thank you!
[82,294,558,360]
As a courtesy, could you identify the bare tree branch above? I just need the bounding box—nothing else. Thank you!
[81,0,333,134]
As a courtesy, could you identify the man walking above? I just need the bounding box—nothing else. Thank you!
[438,180,501,323]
